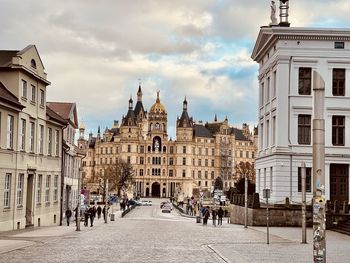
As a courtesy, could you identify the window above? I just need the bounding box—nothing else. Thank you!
[212,148,215,156]
[260,123,264,150]
[31,85,36,102]
[140,157,144,165]
[170,146,174,154]
[140,145,144,153]
[198,159,202,166]
[55,130,59,156]
[198,171,202,179]
[333,68,345,96]
[332,115,345,146]
[45,175,51,203]
[182,157,186,165]
[7,115,14,149]
[4,173,11,208]
[36,174,42,204]
[169,170,173,177]
[20,119,26,151]
[17,174,24,206]
[298,115,311,145]
[47,128,52,155]
[31,59,37,68]
[211,171,214,179]
[127,156,131,164]
[27,121,34,152]
[39,124,44,154]
[272,71,277,98]
[266,119,270,147]
[211,159,214,167]
[266,77,270,102]
[335,42,345,49]
[21,80,27,98]
[169,157,174,165]
[260,82,264,106]
[183,146,186,154]
[182,170,186,178]
[299,67,311,95]
[240,151,243,158]
[53,175,58,201]
[205,171,208,179]
[40,89,45,106]
[272,116,276,145]
[298,167,312,192]
[140,169,144,176]
[127,145,131,152]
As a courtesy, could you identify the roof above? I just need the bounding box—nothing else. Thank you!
[205,122,222,134]
[46,105,68,126]
[231,128,249,141]
[47,102,78,128]
[193,124,213,138]
[0,81,25,110]
[134,101,145,117]
[110,127,120,135]
[0,51,18,67]
[121,109,137,126]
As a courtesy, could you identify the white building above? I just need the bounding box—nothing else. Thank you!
[252,9,350,204]
[0,45,66,231]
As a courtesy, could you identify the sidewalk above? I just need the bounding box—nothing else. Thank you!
[0,210,122,255]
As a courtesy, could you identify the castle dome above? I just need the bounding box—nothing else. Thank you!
[149,91,166,115]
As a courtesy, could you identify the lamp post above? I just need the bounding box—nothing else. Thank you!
[312,70,326,262]
[105,179,108,224]
[244,173,248,228]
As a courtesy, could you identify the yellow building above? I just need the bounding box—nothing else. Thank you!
[0,45,65,231]
[78,86,257,198]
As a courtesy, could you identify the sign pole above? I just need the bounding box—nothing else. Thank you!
[301,162,307,244]
[312,71,326,262]
[244,174,248,228]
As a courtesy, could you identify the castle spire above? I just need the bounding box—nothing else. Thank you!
[137,82,142,102]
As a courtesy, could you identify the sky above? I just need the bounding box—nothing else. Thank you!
[1,0,350,139]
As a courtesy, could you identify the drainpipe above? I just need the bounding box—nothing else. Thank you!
[59,129,65,226]
[288,56,293,201]
[13,149,18,230]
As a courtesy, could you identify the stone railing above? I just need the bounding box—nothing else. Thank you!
[121,204,136,218]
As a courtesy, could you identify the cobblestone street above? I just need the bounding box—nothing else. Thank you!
[1,199,350,263]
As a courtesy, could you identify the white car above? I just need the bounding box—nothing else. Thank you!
[161,204,172,213]
[141,200,152,206]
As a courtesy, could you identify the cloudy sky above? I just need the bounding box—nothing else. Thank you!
[1,0,350,138]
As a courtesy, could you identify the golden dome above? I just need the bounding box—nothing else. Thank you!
[150,91,166,114]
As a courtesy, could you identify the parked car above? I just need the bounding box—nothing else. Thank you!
[141,200,152,206]
[160,201,169,208]
[161,204,172,213]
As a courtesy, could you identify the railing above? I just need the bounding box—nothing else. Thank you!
[121,204,136,217]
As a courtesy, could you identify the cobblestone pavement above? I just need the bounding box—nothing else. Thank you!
[1,198,350,263]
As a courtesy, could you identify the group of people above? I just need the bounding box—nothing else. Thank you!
[65,205,109,227]
[200,206,224,226]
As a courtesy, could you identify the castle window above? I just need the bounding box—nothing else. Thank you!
[298,67,312,95]
[183,146,186,154]
[333,68,345,96]
[335,42,344,49]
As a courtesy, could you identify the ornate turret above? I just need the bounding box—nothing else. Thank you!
[176,97,193,141]
[122,96,137,127]
[79,121,85,139]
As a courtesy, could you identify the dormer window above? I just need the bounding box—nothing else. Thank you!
[31,59,37,69]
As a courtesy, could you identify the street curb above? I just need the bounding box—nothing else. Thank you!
[206,244,231,263]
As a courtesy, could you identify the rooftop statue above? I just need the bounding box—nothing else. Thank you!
[270,1,278,25]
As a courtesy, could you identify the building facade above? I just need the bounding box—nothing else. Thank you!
[252,4,350,203]
[47,102,82,218]
[79,86,257,198]
[0,45,66,231]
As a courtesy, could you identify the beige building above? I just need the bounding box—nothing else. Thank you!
[47,102,82,220]
[0,45,66,231]
[79,86,257,199]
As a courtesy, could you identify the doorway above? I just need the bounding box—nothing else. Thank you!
[25,174,34,227]
[330,164,349,203]
[151,182,160,197]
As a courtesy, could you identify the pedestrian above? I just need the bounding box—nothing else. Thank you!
[65,208,72,226]
[203,206,210,225]
[84,207,90,227]
[212,209,217,227]
[97,205,102,219]
[103,205,107,221]
[218,206,224,225]
[89,206,95,227]
[74,205,79,226]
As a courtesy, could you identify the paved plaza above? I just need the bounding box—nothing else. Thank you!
[0,199,349,263]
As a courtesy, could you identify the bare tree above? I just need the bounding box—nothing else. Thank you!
[235,161,256,183]
[98,159,135,201]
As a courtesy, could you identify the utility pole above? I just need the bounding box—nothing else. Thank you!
[301,162,307,243]
[244,173,248,228]
[312,70,326,262]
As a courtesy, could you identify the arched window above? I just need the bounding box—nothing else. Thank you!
[148,146,151,152]
[31,59,36,69]
[163,146,166,152]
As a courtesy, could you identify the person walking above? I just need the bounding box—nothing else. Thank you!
[65,208,72,226]
[212,209,217,227]
[74,205,79,226]
[97,205,102,219]
[89,206,96,227]
[203,206,210,225]
[218,206,224,226]
[84,207,90,227]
